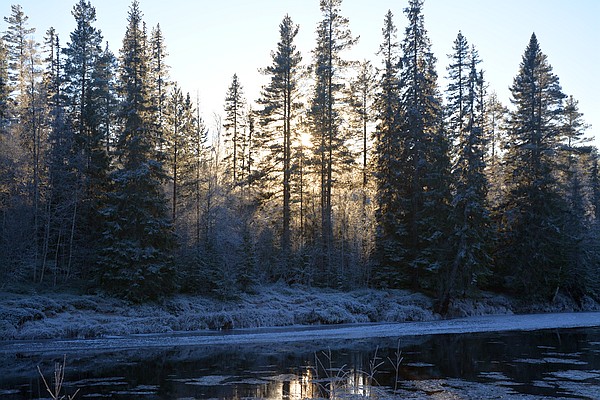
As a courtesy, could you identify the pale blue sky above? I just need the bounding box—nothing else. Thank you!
[5,0,599,142]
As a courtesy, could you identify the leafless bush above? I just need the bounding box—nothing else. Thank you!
[37,355,79,400]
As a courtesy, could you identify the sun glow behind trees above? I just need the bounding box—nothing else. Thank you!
[0,0,599,308]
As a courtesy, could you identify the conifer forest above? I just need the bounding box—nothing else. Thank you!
[0,0,598,312]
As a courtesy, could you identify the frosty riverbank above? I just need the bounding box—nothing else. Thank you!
[2,284,600,342]
[2,312,600,355]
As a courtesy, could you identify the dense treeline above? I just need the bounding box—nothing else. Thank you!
[0,0,598,310]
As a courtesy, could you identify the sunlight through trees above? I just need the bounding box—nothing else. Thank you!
[0,0,597,309]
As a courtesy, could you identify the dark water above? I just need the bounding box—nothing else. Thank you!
[1,327,600,399]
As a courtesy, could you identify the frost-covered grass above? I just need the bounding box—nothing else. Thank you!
[0,284,598,340]
[0,285,437,340]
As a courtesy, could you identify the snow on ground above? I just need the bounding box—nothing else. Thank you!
[0,283,599,343]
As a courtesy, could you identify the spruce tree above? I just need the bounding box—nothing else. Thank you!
[256,14,302,259]
[559,96,592,302]
[62,0,114,270]
[62,0,103,153]
[586,151,600,297]
[97,0,175,301]
[484,91,508,208]
[166,84,185,222]
[445,32,469,142]
[3,5,35,99]
[43,37,81,283]
[42,28,60,111]
[93,43,118,154]
[561,96,590,150]
[165,84,198,225]
[308,0,357,279]
[241,107,255,190]
[381,0,450,291]
[373,10,404,286]
[40,27,72,283]
[498,33,567,300]
[149,23,170,148]
[223,73,247,185]
[441,38,492,312]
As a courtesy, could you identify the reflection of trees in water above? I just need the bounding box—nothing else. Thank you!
[254,369,317,400]
[250,367,373,400]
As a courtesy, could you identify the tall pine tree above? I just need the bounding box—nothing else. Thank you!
[149,23,170,149]
[559,95,592,302]
[377,0,451,291]
[308,0,357,280]
[256,14,302,260]
[484,91,508,209]
[497,33,567,300]
[97,0,175,301]
[43,31,82,284]
[223,73,247,185]
[62,0,113,269]
[373,10,404,287]
[440,37,492,312]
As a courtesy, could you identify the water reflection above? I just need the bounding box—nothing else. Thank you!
[257,369,317,399]
[170,367,374,400]
[2,327,600,399]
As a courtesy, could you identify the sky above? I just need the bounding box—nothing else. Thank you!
[4,0,599,143]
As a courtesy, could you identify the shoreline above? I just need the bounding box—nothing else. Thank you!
[2,284,599,343]
[2,311,600,355]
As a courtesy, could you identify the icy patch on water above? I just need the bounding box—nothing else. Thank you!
[169,375,234,386]
[477,371,522,386]
[547,370,600,381]
[405,362,435,368]
[111,390,155,396]
[393,378,541,399]
[514,357,587,365]
[479,371,510,380]
[555,380,600,398]
[530,380,556,388]
[541,357,587,365]
[131,385,159,390]
[69,377,128,387]
[544,351,582,357]
[109,384,159,396]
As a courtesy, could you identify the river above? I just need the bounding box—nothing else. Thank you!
[1,314,600,399]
